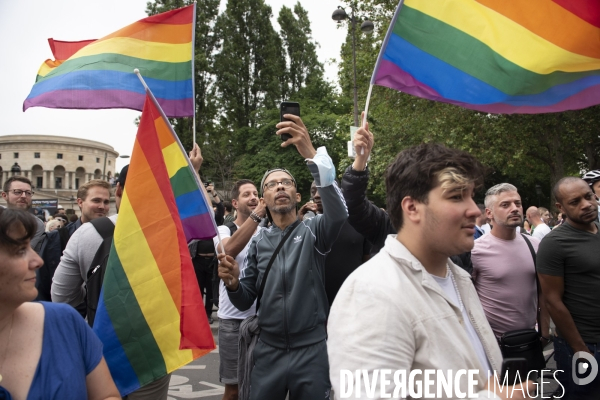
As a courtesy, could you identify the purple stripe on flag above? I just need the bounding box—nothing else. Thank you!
[374,59,442,100]
[374,59,600,114]
[23,89,193,117]
[181,213,218,242]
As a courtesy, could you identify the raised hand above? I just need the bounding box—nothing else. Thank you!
[218,253,239,291]
[276,114,317,159]
[353,111,374,171]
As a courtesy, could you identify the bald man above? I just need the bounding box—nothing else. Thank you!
[526,206,551,240]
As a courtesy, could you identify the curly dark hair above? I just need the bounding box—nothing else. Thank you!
[385,143,485,231]
[0,208,38,250]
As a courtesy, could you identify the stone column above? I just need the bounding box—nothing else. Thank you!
[49,170,55,189]
[43,171,49,189]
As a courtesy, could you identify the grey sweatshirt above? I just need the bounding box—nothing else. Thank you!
[227,162,347,349]
[51,214,118,306]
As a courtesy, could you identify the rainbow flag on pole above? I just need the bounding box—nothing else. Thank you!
[23,5,195,117]
[92,91,215,396]
[372,0,600,114]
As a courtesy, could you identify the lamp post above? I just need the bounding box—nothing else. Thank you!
[332,5,374,127]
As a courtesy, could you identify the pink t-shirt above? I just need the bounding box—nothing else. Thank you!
[471,233,540,338]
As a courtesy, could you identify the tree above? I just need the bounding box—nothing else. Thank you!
[229,2,345,200]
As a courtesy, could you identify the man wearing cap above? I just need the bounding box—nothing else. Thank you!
[56,205,67,215]
[218,115,347,400]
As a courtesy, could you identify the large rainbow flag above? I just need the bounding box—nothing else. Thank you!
[23,5,195,117]
[372,0,600,114]
[92,90,215,396]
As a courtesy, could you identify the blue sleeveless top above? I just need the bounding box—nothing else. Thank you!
[23,302,103,399]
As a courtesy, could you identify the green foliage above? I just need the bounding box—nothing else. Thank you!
[334,0,600,210]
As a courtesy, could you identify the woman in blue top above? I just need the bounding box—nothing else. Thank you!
[0,208,120,400]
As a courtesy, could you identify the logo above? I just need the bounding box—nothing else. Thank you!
[293,235,302,244]
[573,351,599,386]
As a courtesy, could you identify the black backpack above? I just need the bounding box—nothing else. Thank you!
[86,217,115,327]
[35,226,72,301]
[211,222,238,307]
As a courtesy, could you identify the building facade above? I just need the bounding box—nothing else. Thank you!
[0,135,119,215]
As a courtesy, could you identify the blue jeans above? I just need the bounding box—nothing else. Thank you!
[553,336,600,400]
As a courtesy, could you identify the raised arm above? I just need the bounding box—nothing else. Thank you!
[342,118,394,249]
[221,200,267,258]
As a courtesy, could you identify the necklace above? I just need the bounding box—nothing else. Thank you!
[0,314,15,384]
[448,267,465,313]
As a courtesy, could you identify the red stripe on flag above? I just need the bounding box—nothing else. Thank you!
[553,0,600,28]
[48,38,96,60]
[142,4,194,25]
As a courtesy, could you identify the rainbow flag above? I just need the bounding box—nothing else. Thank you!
[92,91,215,396]
[23,5,195,117]
[372,0,600,114]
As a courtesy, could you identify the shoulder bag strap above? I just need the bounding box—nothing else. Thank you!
[256,220,300,312]
[521,234,541,334]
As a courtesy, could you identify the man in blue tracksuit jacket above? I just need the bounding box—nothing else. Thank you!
[218,115,347,400]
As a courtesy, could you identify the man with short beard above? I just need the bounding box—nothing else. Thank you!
[218,115,347,400]
[1,176,45,249]
[471,183,550,342]
[537,177,600,399]
[212,179,266,400]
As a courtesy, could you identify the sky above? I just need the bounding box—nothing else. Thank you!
[0,0,349,172]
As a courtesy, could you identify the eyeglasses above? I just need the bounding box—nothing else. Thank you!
[264,179,295,191]
[9,189,34,197]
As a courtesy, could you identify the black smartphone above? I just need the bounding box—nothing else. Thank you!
[501,357,529,384]
[280,101,300,141]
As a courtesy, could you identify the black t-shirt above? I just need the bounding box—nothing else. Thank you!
[537,222,600,342]
[325,220,371,306]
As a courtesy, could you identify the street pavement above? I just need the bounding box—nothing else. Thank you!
[168,310,224,400]
[165,309,563,399]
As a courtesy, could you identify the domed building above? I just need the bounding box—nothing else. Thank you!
[0,134,119,214]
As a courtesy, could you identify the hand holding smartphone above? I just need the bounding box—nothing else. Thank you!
[280,101,300,141]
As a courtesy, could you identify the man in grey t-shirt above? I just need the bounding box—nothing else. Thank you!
[537,177,600,399]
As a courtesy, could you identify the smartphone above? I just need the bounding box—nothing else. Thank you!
[501,357,529,383]
[280,101,300,141]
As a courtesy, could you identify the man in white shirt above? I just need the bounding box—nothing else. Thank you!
[526,206,551,240]
[214,179,266,400]
[327,138,532,399]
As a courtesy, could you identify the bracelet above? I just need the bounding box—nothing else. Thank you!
[249,212,261,223]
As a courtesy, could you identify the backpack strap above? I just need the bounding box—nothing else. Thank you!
[256,220,300,312]
[225,221,238,236]
[87,217,116,280]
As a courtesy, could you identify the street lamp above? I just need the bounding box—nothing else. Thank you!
[332,5,374,127]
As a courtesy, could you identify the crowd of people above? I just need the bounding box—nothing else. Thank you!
[1,112,599,400]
